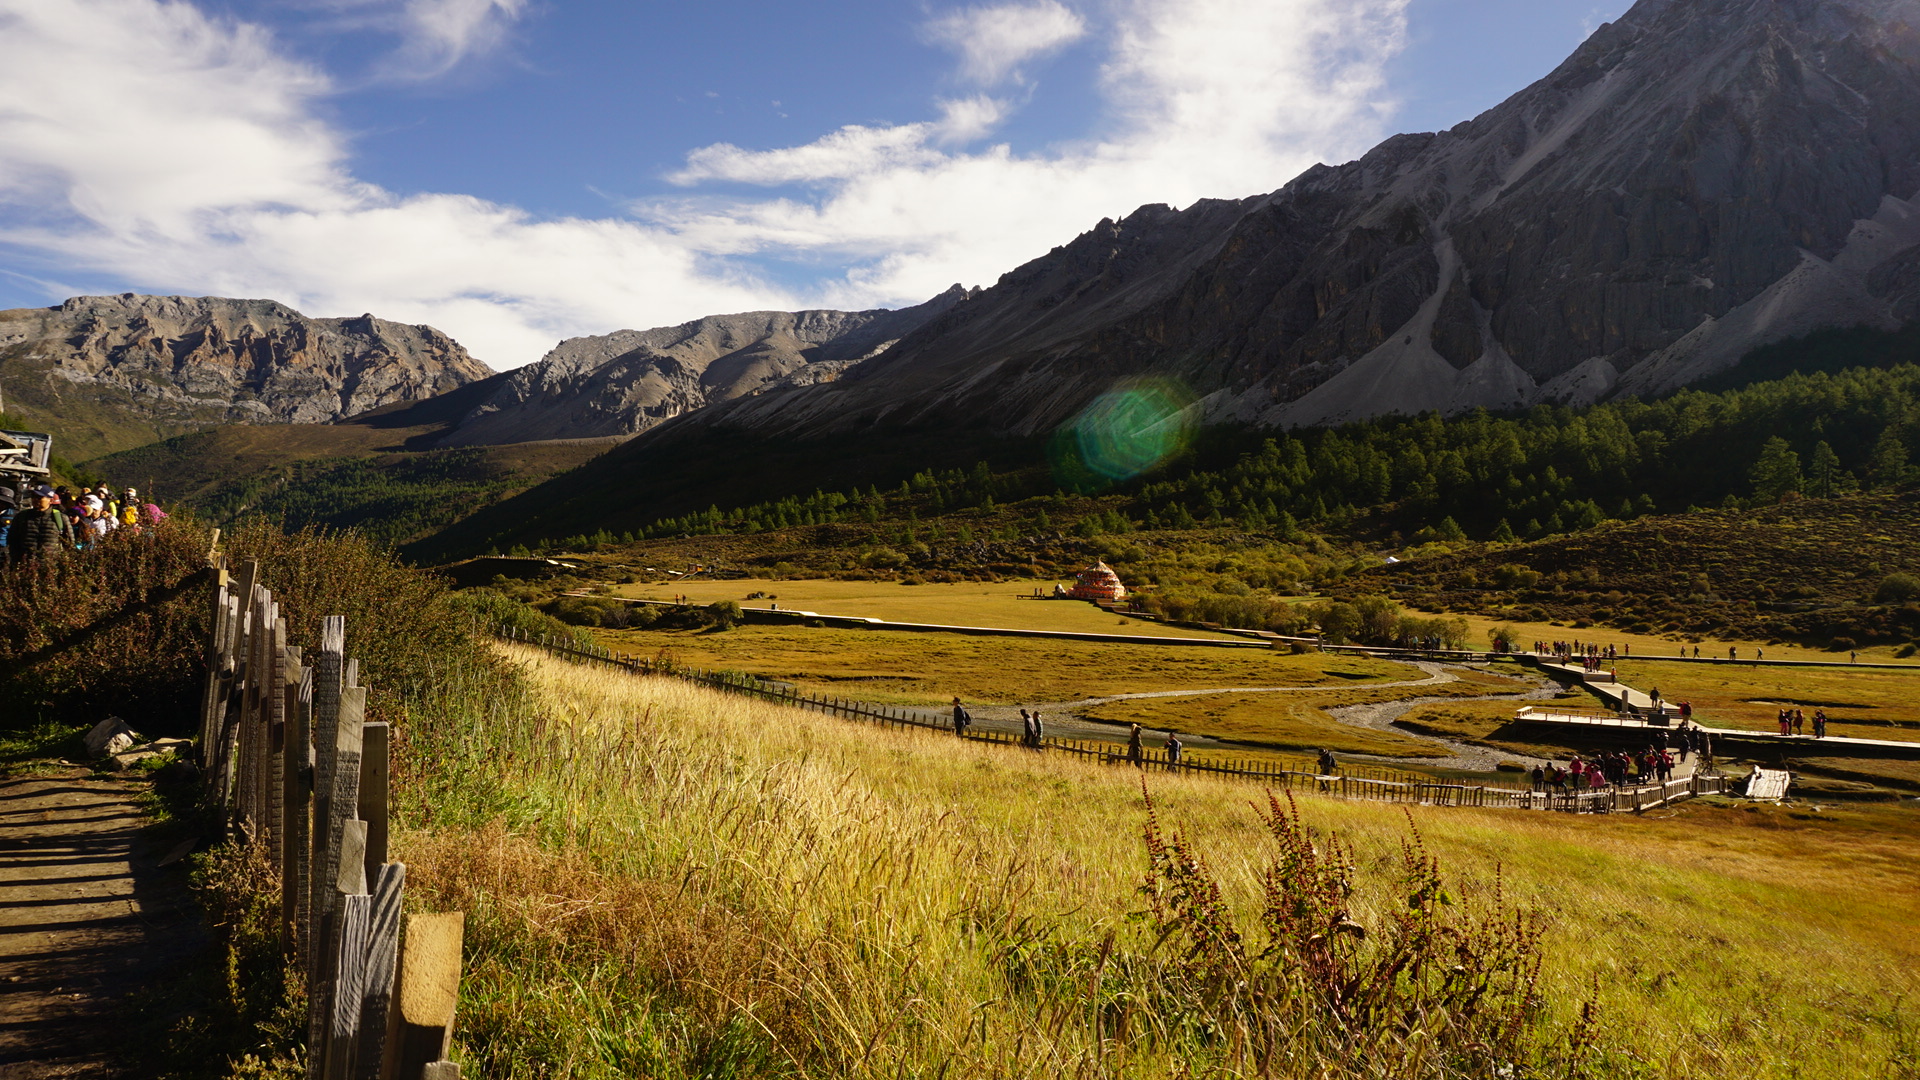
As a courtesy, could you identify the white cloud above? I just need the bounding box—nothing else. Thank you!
[0,0,1410,370]
[652,0,1411,309]
[924,0,1090,85]
[389,0,527,77]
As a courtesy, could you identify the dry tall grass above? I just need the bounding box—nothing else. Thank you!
[398,645,1920,1079]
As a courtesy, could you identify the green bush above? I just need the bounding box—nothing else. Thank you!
[1874,572,1920,604]
[0,516,214,731]
[705,600,744,630]
[447,587,594,648]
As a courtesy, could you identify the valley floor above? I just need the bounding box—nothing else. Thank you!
[396,643,1920,1078]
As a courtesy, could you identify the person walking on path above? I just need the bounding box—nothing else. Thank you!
[1814,709,1828,738]
[6,490,74,567]
[1031,709,1044,746]
[1127,724,1144,766]
[1165,732,1182,767]
[951,697,971,736]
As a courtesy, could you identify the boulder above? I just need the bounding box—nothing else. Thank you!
[82,716,140,760]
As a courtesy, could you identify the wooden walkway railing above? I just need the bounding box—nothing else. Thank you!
[201,558,467,1080]
[497,626,1726,814]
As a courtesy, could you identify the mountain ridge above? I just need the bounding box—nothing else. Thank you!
[0,293,491,458]
[633,0,1920,444]
[434,286,978,446]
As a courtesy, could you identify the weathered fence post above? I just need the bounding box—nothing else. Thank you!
[386,912,465,1079]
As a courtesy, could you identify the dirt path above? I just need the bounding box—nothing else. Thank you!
[956,663,1486,750]
[0,767,201,1078]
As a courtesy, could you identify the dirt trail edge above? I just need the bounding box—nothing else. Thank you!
[0,766,202,1079]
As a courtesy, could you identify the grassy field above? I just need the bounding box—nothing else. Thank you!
[1608,659,1920,742]
[1423,607,1920,665]
[597,623,1416,708]
[611,578,1240,639]
[397,643,1920,1078]
[1078,670,1534,758]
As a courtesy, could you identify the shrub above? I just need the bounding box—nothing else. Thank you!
[705,600,744,630]
[860,546,908,570]
[0,517,214,731]
[1874,572,1920,604]
[1139,791,1559,1073]
[449,587,594,648]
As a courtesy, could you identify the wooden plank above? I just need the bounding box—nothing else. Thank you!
[357,862,407,1062]
[326,892,373,1080]
[267,614,287,867]
[282,657,311,948]
[337,819,369,898]
[324,688,370,900]
[359,724,390,885]
[198,572,231,768]
[308,616,347,1055]
[386,912,465,1079]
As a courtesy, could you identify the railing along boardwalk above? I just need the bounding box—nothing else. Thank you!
[201,557,466,1080]
[499,626,1728,814]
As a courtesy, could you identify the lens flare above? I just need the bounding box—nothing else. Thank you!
[1050,379,1197,490]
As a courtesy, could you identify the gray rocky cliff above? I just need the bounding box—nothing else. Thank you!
[437,286,975,445]
[0,294,492,429]
[667,0,1920,440]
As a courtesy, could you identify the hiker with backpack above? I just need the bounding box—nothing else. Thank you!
[7,490,75,566]
[951,697,972,736]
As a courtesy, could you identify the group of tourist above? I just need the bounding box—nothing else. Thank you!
[1775,707,1829,738]
[1019,708,1047,748]
[1536,640,1629,665]
[1528,720,1715,794]
[0,482,166,567]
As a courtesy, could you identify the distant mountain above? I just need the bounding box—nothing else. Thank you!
[435,287,976,446]
[0,294,491,458]
[652,0,1920,441]
[413,0,1920,557]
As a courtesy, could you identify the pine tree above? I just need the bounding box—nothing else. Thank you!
[1491,518,1516,543]
[1866,428,1910,489]
[1436,516,1466,541]
[1750,437,1804,501]
[1807,440,1850,498]
[1276,510,1302,541]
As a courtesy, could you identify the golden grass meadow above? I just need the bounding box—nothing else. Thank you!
[391,643,1920,1078]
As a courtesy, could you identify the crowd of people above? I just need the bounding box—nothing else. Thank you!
[1529,721,1713,794]
[0,482,165,566]
[1776,707,1829,738]
[1536,639,1629,667]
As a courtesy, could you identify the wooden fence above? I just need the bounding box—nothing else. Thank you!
[200,557,467,1080]
[497,626,1724,814]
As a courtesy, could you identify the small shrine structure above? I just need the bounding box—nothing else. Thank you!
[1066,561,1128,602]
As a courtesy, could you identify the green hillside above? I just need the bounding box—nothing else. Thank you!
[1343,489,1920,649]
[406,325,1920,564]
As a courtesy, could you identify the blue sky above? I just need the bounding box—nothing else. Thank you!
[0,0,1627,368]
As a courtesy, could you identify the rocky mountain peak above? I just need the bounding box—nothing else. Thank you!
[436,286,977,446]
[649,0,1920,442]
[0,294,491,456]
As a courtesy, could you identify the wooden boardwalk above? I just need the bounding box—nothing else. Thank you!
[1744,767,1792,800]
